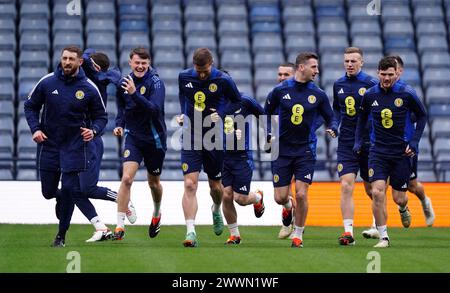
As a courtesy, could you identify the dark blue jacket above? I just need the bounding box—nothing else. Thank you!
[24,65,107,172]
[115,68,167,150]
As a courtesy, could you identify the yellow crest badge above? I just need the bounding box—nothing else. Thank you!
[75,90,85,100]
[308,95,316,104]
[273,174,279,183]
[123,149,130,158]
[209,83,217,93]
[182,163,189,172]
[358,87,367,96]
[337,163,343,172]
[394,98,403,107]
[140,86,146,95]
[368,168,374,177]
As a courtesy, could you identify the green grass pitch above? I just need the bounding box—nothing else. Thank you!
[1,224,449,273]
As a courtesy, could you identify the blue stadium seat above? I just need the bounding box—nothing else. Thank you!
[153,50,185,69]
[361,52,383,69]
[0,82,15,101]
[381,4,411,21]
[429,104,450,118]
[417,36,448,54]
[0,33,16,51]
[119,20,148,33]
[17,117,30,135]
[99,169,120,181]
[348,5,370,21]
[0,3,16,20]
[423,68,450,87]
[18,67,48,83]
[86,1,116,19]
[285,35,316,53]
[319,35,348,53]
[426,86,450,104]
[185,4,214,21]
[87,19,117,34]
[19,18,49,36]
[151,4,182,21]
[284,20,314,35]
[321,53,343,68]
[219,36,250,53]
[412,0,443,5]
[0,51,15,68]
[254,68,276,85]
[221,51,252,69]
[431,118,450,140]
[0,134,13,159]
[253,51,284,68]
[52,18,82,36]
[152,34,182,52]
[218,20,249,36]
[53,32,83,52]
[350,20,381,36]
[119,4,148,20]
[119,32,150,52]
[157,67,182,84]
[253,34,283,53]
[87,32,116,51]
[0,101,14,118]
[414,5,444,22]
[0,169,13,180]
[250,5,280,23]
[0,117,14,136]
[401,69,421,87]
[0,18,15,34]
[390,51,419,69]
[256,84,274,102]
[283,5,313,22]
[52,3,72,19]
[17,133,36,159]
[152,20,182,35]
[383,20,414,37]
[252,22,282,34]
[217,5,247,20]
[315,5,345,18]
[421,52,450,71]
[317,20,347,36]
[20,3,49,19]
[18,81,34,101]
[227,68,252,85]
[185,35,217,55]
[20,31,49,51]
[0,67,14,83]
[384,36,415,51]
[185,20,216,37]
[322,68,343,87]
[416,21,447,37]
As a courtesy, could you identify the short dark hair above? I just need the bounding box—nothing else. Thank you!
[378,56,398,71]
[388,55,404,69]
[129,47,151,60]
[193,48,213,66]
[344,47,364,56]
[295,52,319,68]
[61,45,83,58]
[90,52,110,72]
[279,62,295,70]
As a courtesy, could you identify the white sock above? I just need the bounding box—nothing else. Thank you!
[117,212,126,229]
[228,222,240,237]
[343,219,354,235]
[420,196,428,206]
[212,203,221,213]
[186,219,195,234]
[90,216,107,230]
[376,225,388,239]
[153,201,161,217]
[283,199,292,210]
[293,225,304,240]
[254,192,262,204]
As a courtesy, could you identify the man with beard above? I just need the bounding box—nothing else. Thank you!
[24,46,110,247]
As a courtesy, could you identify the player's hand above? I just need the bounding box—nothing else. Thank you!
[352,143,361,155]
[209,108,219,123]
[90,58,102,72]
[80,127,94,142]
[113,127,123,137]
[121,75,136,95]
[326,128,337,138]
[176,114,184,126]
[235,129,242,140]
[405,144,415,157]
[32,130,47,143]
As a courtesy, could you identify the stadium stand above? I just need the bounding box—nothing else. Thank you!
[0,0,448,182]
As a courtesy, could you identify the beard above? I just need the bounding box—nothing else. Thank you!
[63,65,78,76]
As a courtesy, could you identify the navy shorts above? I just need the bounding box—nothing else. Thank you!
[181,149,224,180]
[122,134,165,176]
[409,155,418,181]
[37,142,60,171]
[222,156,254,195]
[368,153,411,191]
[337,147,369,182]
[271,152,316,187]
